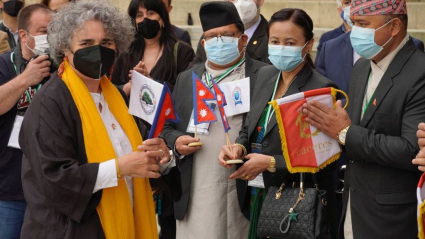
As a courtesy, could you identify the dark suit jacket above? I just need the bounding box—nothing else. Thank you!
[172,25,191,46]
[316,24,346,61]
[188,15,269,68]
[235,64,338,220]
[161,56,268,220]
[339,39,425,239]
[316,32,424,95]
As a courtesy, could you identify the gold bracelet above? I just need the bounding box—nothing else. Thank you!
[114,158,123,180]
[235,143,247,158]
[267,156,276,173]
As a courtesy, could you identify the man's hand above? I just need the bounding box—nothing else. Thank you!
[137,138,170,164]
[218,144,243,168]
[303,100,351,139]
[229,153,271,180]
[413,149,425,172]
[417,123,425,151]
[175,135,202,156]
[21,55,51,86]
[0,55,51,115]
[118,150,163,178]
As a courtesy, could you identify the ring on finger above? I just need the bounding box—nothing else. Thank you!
[245,175,250,180]
[159,149,164,157]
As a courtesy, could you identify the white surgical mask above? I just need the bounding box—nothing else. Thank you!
[25,32,49,56]
[233,0,258,25]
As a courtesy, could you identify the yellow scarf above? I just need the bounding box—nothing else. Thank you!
[60,59,158,239]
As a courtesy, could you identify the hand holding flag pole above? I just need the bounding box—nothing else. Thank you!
[212,78,243,164]
[189,72,217,147]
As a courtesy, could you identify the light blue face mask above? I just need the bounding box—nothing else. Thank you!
[204,36,242,65]
[350,19,394,59]
[342,6,353,27]
[268,42,308,72]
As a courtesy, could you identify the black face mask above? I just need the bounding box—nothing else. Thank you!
[72,45,116,79]
[137,18,161,39]
[3,0,23,17]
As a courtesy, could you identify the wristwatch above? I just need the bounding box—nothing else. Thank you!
[267,156,276,173]
[337,125,351,145]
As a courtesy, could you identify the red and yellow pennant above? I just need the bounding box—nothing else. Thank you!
[418,173,425,239]
[270,87,348,173]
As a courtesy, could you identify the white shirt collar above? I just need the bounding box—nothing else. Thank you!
[244,16,262,43]
[371,34,410,73]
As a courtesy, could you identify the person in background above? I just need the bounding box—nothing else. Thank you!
[189,0,268,67]
[19,1,180,238]
[112,0,193,238]
[219,8,338,239]
[0,0,24,54]
[303,0,425,238]
[315,0,352,59]
[40,0,73,11]
[161,0,191,46]
[0,4,52,239]
[161,2,268,239]
[112,0,194,96]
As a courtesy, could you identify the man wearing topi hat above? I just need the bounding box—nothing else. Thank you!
[161,2,267,239]
[301,0,425,238]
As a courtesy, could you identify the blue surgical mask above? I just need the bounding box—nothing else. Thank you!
[204,36,242,65]
[350,20,394,59]
[342,6,353,27]
[268,42,308,72]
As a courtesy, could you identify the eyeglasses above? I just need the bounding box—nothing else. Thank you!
[204,32,241,44]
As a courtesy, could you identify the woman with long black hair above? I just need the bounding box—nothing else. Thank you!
[112,0,194,95]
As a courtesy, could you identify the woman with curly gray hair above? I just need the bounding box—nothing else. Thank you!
[18,1,181,238]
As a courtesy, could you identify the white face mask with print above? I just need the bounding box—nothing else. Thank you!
[233,0,258,25]
[25,33,50,56]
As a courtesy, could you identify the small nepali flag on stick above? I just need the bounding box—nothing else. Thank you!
[148,83,179,139]
[190,72,217,144]
[212,78,230,133]
[417,173,425,239]
[270,87,349,173]
[212,77,243,164]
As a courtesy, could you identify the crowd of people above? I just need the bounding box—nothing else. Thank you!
[1,0,425,239]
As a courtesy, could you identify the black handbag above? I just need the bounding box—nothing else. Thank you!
[257,173,328,239]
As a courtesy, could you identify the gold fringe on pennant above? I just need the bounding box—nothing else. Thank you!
[419,200,425,239]
[269,87,349,174]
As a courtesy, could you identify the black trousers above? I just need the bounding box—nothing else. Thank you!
[158,212,176,239]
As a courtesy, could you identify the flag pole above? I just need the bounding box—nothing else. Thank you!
[188,124,203,147]
[225,132,233,154]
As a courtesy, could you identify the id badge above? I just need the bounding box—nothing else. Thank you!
[248,143,265,188]
[7,112,25,149]
[186,102,216,135]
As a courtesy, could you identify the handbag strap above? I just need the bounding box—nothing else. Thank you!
[279,174,306,234]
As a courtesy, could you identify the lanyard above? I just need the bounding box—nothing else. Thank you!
[205,57,245,88]
[362,73,375,116]
[263,72,297,133]
[11,52,42,104]
[263,72,281,133]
